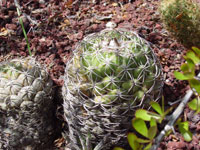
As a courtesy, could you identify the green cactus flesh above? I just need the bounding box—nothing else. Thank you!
[72,48,159,105]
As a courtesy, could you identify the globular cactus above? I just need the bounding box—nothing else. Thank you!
[159,0,200,48]
[63,23,163,150]
[0,57,56,150]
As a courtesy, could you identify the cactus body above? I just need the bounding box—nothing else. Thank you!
[63,25,163,149]
[0,57,56,150]
[159,0,200,48]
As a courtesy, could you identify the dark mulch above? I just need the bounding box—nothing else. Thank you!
[0,0,200,149]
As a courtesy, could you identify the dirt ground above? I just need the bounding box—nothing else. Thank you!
[1,0,200,149]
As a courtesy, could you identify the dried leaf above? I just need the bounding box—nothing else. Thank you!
[0,28,14,36]
[65,0,74,8]
[112,3,119,7]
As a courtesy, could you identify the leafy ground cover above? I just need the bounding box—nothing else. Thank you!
[0,0,200,149]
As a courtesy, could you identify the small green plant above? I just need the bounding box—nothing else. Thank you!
[115,47,200,150]
[174,47,200,113]
[115,98,192,150]
[14,0,32,56]
[174,47,200,94]
[176,119,192,142]
[159,0,200,48]
[127,99,187,150]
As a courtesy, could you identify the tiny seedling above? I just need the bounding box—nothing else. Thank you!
[14,0,32,56]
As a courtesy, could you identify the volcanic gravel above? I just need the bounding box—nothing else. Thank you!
[0,0,200,149]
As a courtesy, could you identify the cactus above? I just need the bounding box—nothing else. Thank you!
[63,23,163,150]
[159,0,200,48]
[0,57,56,150]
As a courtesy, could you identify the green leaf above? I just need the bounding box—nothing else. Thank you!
[188,98,198,110]
[184,58,195,71]
[192,47,200,57]
[150,101,163,115]
[180,121,189,130]
[136,138,150,144]
[184,72,195,78]
[161,96,165,113]
[19,16,32,56]
[127,133,142,150]
[150,118,157,127]
[135,109,162,123]
[185,50,200,64]
[163,106,174,116]
[135,109,152,121]
[132,118,148,138]
[189,79,200,94]
[174,71,194,80]
[144,143,152,150]
[113,147,125,150]
[147,112,162,122]
[188,98,200,113]
[180,63,190,72]
[178,122,192,142]
[148,126,157,140]
[182,131,193,142]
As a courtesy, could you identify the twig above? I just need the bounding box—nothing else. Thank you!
[151,72,200,150]
[23,13,38,25]
[72,0,80,5]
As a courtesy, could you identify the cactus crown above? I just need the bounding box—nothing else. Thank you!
[67,28,162,105]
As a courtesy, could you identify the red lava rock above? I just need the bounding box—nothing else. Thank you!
[167,141,186,149]
[124,13,132,21]
[82,7,89,12]
[165,49,174,55]
[91,24,98,31]
[148,32,162,42]
[170,42,178,49]
[57,49,63,55]
[5,23,17,30]
[113,17,123,24]
[19,51,27,56]
[77,31,83,40]
[192,135,199,144]
[44,58,51,65]
[135,1,142,6]
[177,141,187,149]
[49,54,56,60]
[167,141,177,148]
[196,122,200,132]
[164,66,169,72]
[40,55,46,60]
[162,43,169,48]
[187,143,195,149]
[0,1,194,148]
[155,23,162,30]
[157,51,164,57]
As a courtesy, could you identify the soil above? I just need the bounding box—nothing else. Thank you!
[0,0,200,150]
